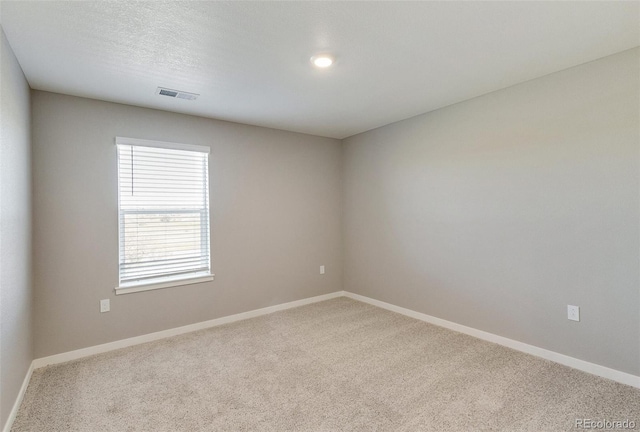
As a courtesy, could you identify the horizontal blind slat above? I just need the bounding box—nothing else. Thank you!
[122,262,209,274]
[122,258,207,271]
[121,268,210,284]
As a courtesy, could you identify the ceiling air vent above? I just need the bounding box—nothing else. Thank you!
[156,87,199,101]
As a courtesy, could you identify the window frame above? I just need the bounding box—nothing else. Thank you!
[115,137,214,295]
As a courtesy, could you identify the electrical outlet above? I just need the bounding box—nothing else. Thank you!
[100,299,110,313]
[567,305,579,322]
[320,265,325,275]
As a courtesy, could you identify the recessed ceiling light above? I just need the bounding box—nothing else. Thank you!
[310,55,334,68]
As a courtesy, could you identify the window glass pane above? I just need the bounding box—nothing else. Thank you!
[117,141,210,285]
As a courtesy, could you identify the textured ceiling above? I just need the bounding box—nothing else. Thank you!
[1,1,638,139]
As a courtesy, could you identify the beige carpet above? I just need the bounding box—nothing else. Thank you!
[13,297,640,431]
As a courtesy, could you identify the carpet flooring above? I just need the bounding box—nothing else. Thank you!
[12,297,640,431]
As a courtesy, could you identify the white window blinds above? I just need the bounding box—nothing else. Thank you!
[116,138,211,288]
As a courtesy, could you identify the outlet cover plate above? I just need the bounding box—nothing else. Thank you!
[567,305,580,322]
[100,299,110,313]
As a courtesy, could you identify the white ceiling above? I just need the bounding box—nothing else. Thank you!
[1,1,638,139]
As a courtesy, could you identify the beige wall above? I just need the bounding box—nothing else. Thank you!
[31,92,342,358]
[343,48,640,375]
[18,42,640,381]
[0,28,32,427]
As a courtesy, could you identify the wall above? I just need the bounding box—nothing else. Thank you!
[343,48,640,375]
[0,28,32,427]
[31,92,342,358]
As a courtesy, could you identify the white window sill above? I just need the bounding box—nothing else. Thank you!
[115,273,214,295]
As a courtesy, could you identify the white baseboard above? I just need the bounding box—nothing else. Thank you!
[343,291,640,389]
[33,291,344,369]
[3,361,34,432]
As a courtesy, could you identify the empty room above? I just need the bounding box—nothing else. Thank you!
[1,1,639,431]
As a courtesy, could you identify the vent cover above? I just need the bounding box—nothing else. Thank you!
[156,87,199,101]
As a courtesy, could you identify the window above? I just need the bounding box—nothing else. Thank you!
[116,137,212,294]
